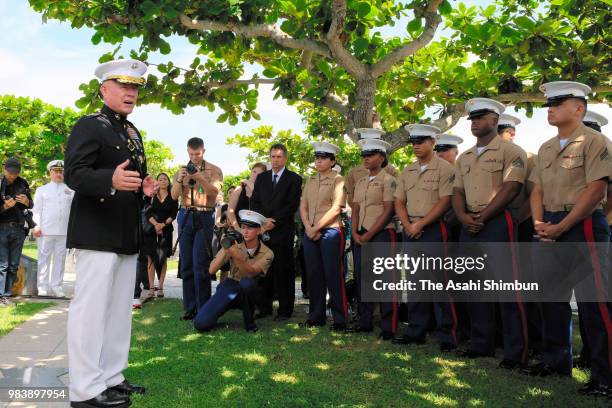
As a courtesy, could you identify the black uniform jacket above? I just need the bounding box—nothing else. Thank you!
[64,105,147,255]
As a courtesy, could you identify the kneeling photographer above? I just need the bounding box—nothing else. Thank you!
[193,210,274,333]
[0,158,34,304]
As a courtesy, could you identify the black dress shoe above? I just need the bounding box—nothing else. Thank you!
[71,389,130,407]
[110,380,145,395]
[180,311,196,321]
[330,323,347,332]
[439,342,457,352]
[300,320,325,328]
[456,349,494,359]
[379,331,394,341]
[577,380,609,397]
[245,324,259,333]
[392,335,426,345]
[520,362,569,377]
[498,359,524,370]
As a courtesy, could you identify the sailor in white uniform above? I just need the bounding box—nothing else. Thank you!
[32,160,73,297]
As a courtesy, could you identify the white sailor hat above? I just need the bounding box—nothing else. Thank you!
[498,113,521,129]
[404,124,440,141]
[332,164,342,173]
[95,59,148,86]
[434,134,463,151]
[540,81,591,107]
[358,138,391,156]
[311,141,340,157]
[238,210,267,228]
[355,128,386,139]
[47,160,64,171]
[465,98,505,119]
[583,110,608,129]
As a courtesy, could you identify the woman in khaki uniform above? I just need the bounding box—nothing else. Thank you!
[350,138,397,340]
[299,141,348,330]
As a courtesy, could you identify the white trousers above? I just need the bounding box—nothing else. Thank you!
[37,235,67,291]
[67,249,137,402]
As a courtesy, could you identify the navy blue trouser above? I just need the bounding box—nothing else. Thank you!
[534,210,611,385]
[0,224,25,297]
[460,210,529,362]
[178,208,214,314]
[193,277,258,331]
[303,228,348,325]
[353,228,398,333]
[403,222,459,345]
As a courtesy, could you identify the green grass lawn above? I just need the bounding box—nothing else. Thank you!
[21,239,38,259]
[0,302,55,338]
[126,300,605,408]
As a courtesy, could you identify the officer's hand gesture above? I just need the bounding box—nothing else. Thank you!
[112,160,142,192]
[2,197,16,210]
[142,175,158,197]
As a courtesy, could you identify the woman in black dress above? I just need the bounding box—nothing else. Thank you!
[227,162,267,230]
[143,173,178,298]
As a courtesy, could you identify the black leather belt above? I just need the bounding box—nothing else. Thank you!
[180,206,215,212]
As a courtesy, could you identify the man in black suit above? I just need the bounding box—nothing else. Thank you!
[252,144,302,320]
[65,59,154,408]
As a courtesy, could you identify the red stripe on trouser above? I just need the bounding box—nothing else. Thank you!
[440,221,458,345]
[583,216,612,370]
[388,228,398,334]
[504,209,529,363]
[338,228,348,321]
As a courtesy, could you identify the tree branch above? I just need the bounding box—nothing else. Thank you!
[326,0,368,78]
[178,14,331,58]
[371,0,443,78]
[203,78,279,90]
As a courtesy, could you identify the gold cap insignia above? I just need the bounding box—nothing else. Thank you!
[131,63,139,70]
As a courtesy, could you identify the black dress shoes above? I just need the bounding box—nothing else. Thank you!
[577,380,609,397]
[439,342,457,352]
[180,311,196,321]
[392,335,426,345]
[330,323,347,332]
[300,320,325,328]
[379,331,394,341]
[110,380,146,395]
[498,359,524,370]
[520,362,569,377]
[456,349,494,359]
[70,389,130,407]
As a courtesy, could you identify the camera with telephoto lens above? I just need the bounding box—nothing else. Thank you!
[22,209,37,231]
[186,162,199,175]
[220,229,244,249]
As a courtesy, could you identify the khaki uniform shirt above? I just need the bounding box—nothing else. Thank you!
[511,152,537,223]
[529,124,610,212]
[395,156,454,220]
[346,163,397,205]
[213,242,274,281]
[173,161,223,208]
[301,171,346,229]
[454,135,527,212]
[353,171,397,231]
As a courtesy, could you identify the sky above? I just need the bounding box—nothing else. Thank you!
[1,0,610,175]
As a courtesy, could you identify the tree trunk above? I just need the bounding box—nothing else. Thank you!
[350,78,377,136]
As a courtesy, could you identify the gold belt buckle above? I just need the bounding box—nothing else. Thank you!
[563,204,574,212]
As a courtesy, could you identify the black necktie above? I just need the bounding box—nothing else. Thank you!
[273,174,278,189]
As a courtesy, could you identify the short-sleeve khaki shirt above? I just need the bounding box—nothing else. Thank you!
[353,171,397,231]
[395,156,454,220]
[301,171,346,229]
[346,163,397,205]
[529,124,610,212]
[173,160,223,208]
[454,135,527,212]
[511,152,537,223]
[213,242,274,281]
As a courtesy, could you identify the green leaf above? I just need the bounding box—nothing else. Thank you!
[158,39,171,55]
[482,5,496,19]
[217,112,229,123]
[356,2,371,18]
[515,16,535,31]
[354,37,369,54]
[407,18,422,35]
[316,60,332,79]
[439,0,452,16]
